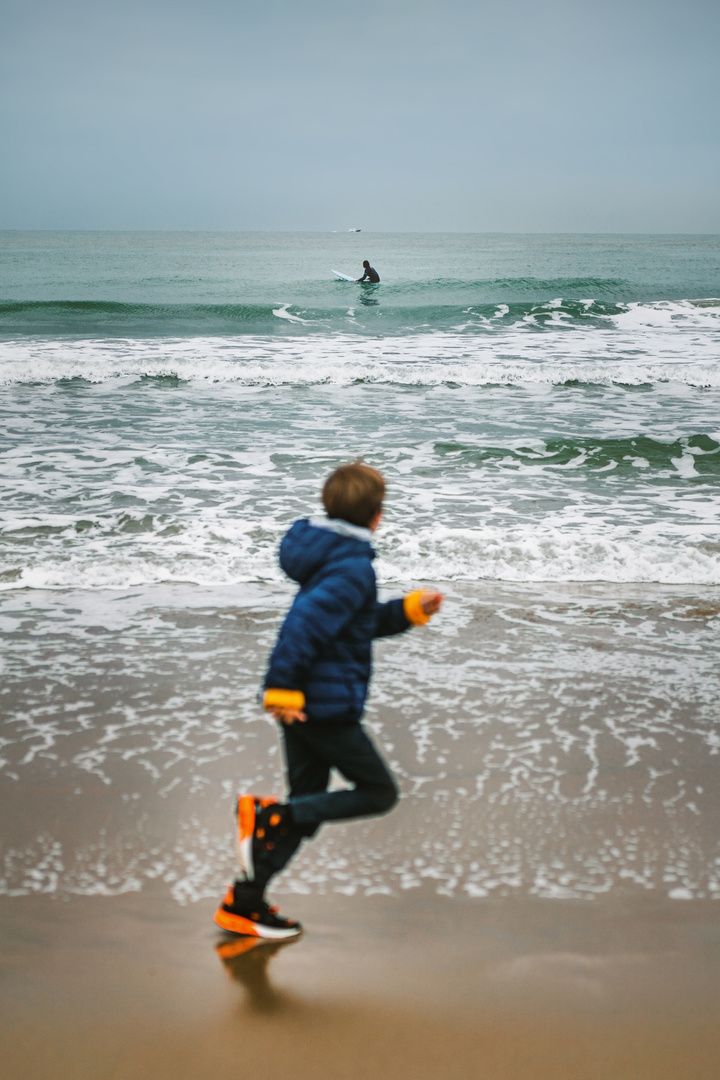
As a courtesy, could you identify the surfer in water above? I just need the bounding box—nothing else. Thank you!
[357,260,380,283]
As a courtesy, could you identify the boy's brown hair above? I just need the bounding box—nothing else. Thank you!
[322,462,385,528]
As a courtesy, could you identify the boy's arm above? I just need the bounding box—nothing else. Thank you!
[263,561,372,708]
[374,589,444,638]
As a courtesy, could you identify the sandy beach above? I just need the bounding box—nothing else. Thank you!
[2,887,719,1079]
[2,581,719,1078]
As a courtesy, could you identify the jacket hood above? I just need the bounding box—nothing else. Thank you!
[279,518,375,585]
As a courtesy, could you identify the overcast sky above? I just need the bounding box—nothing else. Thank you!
[1,0,718,232]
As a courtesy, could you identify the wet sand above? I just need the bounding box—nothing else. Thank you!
[2,581,719,1077]
[2,888,719,1080]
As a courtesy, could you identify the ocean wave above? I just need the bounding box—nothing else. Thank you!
[433,434,720,475]
[0,298,719,388]
[0,295,717,341]
[2,516,719,590]
[400,275,631,293]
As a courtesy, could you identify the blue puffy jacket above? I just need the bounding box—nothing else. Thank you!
[263,517,411,723]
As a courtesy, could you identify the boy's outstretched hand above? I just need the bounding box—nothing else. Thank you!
[268,706,307,725]
[420,590,443,616]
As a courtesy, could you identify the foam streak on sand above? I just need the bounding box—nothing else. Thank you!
[0,585,719,905]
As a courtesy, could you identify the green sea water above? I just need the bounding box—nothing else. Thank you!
[1,231,718,336]
[0,230,719,589]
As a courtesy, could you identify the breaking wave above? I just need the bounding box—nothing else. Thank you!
[0,298,719,387]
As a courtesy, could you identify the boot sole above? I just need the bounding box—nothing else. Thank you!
[213,905,302,940]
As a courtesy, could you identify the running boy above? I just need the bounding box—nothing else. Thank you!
[214,462,442,938]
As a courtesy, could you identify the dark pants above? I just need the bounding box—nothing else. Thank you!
[252,721,399,892]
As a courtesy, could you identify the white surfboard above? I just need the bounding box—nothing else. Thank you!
[332,269,356,281]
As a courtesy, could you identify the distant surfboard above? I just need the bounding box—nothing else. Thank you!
[332,270,356,281]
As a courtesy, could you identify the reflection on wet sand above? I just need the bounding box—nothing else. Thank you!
[215,935,300,1014]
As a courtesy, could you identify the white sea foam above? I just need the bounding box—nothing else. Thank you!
[1,298,718,592]
[1,516,718,589]
[271,303,312,323]
[0,298,719,387]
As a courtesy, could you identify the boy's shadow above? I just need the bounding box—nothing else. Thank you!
[215,935,301,1014]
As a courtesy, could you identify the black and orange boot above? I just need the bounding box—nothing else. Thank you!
[213,881,302,940]
[252,801,292,866]
[235,794,279,879]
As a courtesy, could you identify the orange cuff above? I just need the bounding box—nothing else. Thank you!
[403,590,430,626]
[263,689,306,711]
